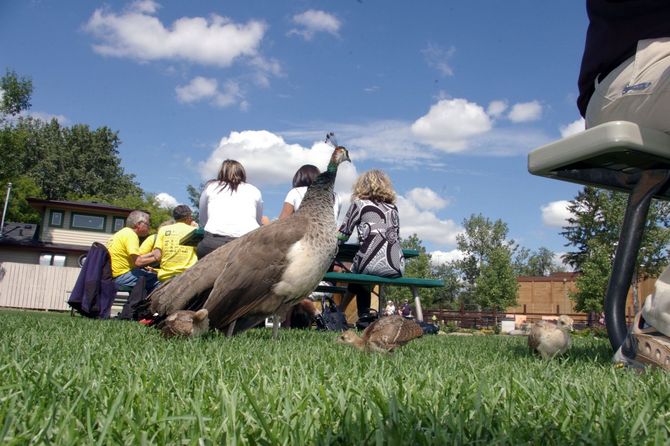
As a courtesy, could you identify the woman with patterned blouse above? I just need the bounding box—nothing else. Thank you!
[337,169,405,321]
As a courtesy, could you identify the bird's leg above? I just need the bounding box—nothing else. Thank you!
[272,314,280,339]
[226,320,236,337]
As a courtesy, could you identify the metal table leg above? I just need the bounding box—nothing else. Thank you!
[605,170,670,350]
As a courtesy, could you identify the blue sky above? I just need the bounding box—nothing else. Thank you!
[1,1,590,264]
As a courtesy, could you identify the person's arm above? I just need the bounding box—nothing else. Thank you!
[198,186,209,228]
[255,193,264,225]
[337,200,360,243]
[131,249,161,268]
[278,202,295,220]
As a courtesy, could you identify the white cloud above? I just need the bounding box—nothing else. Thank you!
[487,100,508,118]
[175,76,218,102]
[560,117,585,138]
[406,187,448,210]
[131,0,159,14]
[541,200,572,228]
[430,249,464,267]
[84,3,268,68]
[508,100,542,123]
[281,120,438,166]
[289,10,341,40]
[411,98,492,152]
[154,192,178,208]
[26,111,69,124]
[554,252,575,271]
[421,43,455,76]
[199,130,358,195]
[397,195,462,248]
[176,77,244,109]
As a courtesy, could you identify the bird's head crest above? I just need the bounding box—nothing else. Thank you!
[323,132,351,171]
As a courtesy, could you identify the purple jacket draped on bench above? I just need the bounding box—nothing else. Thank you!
[68,242,118,318]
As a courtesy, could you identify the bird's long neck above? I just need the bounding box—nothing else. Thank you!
[349,334,366,351]
[296,169,336,217]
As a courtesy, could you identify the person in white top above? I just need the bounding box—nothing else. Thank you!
[278,164,341,220]
[196,159,263,258]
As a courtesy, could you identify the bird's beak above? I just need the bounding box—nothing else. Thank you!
[337,146,351,163]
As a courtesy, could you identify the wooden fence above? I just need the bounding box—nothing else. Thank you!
[422,308,599,330]
[0,262,79,311]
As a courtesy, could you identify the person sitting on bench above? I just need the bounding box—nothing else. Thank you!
[577,0,670,368]
[107,210,160,293]
[152,205,199,282]
[337,170,405,322]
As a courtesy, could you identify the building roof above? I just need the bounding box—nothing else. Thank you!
[0,223,88,253]
[27,198,134,215]
[0,222,38,242]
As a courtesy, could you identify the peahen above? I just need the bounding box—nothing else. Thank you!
[527,315,574,359]
[337,315,424,353]
[149,143,350,337]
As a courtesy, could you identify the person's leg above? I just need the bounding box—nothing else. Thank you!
[136,269,159,292]
[196,232,234,259]
[348,283,371,318]
[114,271,138,288]
[586,38,670,132]
[613,265,670,369]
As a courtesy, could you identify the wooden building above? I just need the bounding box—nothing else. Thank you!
[0,199,134,311]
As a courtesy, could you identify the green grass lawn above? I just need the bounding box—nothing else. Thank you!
[1,309,668,445]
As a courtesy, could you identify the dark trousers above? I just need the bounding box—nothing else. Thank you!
[196,232,236,258]
[348,283,372,318]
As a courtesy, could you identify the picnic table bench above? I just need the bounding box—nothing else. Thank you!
[180,228,442,322]
[528,120,670,350]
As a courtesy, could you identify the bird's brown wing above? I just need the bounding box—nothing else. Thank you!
[203,216,310,330]
[149,240,238,315]
[364,316,423,351]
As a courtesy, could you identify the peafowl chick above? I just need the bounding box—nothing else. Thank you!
[160,309,209,338]
[527,315,574,359]
[337,315,423,353]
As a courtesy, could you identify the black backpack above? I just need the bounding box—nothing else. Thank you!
[315,296,349,331]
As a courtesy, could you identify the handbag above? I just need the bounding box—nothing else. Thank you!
[315,295,349,331]
[355,308,379,330]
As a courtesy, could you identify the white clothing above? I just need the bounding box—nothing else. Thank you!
[641,265,670,337]
[199,181,263,237]
[586,38,670,133]
[284,186,342,220]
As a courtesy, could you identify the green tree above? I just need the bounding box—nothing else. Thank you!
[19,119,142,201]
[513,246,563,276]
[186,183,203,222]
[475,245,519,324]
[0,177,42,224]
[430,261,463,309]
[104,193,172,230]
[384,234,441,308]
[0,69,32,118]
[561,186,607,269]
[456,213,515,307]
[570,240,611,313]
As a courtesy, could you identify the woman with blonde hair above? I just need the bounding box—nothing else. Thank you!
[196,159,263,258]
[337,169,405,321]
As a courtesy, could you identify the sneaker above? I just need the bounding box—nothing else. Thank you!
[613,311,670,371]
